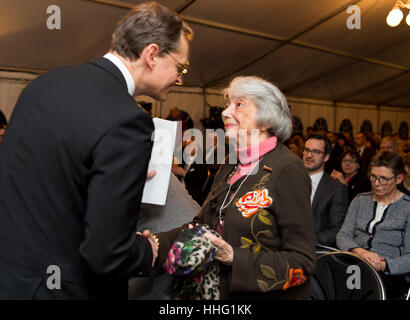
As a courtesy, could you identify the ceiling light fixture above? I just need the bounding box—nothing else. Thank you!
[386,0,410,27]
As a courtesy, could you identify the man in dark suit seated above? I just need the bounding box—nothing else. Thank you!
[0,2,192,299]
[303,134,349,247]
[354,132,376,175]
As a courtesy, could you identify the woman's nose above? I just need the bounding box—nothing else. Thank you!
[222,103,234,118]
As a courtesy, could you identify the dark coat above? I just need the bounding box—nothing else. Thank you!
[0,58,154,299]
[359,147,376,175]
[345,173,372,203]
[158,143,316,299]
[312,173,349,247]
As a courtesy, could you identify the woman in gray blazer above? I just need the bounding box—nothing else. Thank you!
[337,152,410,299]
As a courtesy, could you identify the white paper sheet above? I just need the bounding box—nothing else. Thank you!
[141,118,178,205]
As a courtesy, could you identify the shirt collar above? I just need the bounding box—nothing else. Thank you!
[103,53,135,96]
[310,171,324,185]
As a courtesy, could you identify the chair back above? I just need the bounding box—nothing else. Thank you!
[311,251,386,300]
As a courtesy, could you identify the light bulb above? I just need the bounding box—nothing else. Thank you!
[406,12,410,25]
[386,8,404,27]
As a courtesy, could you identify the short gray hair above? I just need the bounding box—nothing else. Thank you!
[223,76,292,142]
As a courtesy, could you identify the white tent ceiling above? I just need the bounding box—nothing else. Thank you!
[1,0,409,108]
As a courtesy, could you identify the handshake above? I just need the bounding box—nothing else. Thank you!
[137,229,158,267]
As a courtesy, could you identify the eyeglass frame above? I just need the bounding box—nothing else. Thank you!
[303,147,326,156]
[164,50,189,77]
[369,173,398,185]
[341,158,358,164]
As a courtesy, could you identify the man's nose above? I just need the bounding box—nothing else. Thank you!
[175,74,183,86]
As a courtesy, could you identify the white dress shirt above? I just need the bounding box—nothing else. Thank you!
[310,171,324,204]
[357,145,365,157]
[103,53,135,96]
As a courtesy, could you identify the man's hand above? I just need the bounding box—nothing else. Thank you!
[137,229,158,267]
[146,170,156,180]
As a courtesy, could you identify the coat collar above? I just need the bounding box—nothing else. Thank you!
[86,57,128,93]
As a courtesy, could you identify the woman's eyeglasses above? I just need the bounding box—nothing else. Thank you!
[369,174,397,185]
[342,159,358,164]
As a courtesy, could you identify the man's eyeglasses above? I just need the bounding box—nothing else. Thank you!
[165,51,189,77]
[369,174,397,185]
[303,148,325,156]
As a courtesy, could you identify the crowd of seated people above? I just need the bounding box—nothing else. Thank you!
[285,130,410,299]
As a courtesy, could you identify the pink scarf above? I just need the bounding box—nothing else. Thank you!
[229,136,277,185]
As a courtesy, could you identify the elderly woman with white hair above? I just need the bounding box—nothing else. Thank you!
[154,76,316,300]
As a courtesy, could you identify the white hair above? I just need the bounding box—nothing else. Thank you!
[223,76,292,142]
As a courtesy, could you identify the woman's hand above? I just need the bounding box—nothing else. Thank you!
[351,248,385,271]
[330,170,346,185]
[137,229,158,267]
[205,232,234,265]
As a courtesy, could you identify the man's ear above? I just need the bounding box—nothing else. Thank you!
[141,43,160,70]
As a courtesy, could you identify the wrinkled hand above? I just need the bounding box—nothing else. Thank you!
[352,248,385,271]
[205,232,234,265]
[137,229,158,267]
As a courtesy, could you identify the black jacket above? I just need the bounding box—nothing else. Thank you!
[0,58,154,299]
[312,172,349,247]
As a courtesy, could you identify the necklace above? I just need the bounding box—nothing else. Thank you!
[218,159,262,223]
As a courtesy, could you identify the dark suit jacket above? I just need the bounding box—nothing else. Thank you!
[312,172,349,247]
[346,173,371,203]
[0,58,154,299]
[359,147,376,175]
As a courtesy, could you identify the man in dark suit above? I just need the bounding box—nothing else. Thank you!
[0,2,192,299]
[303,134,349,247]
[354,132,376,175]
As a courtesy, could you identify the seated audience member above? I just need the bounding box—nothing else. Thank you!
[379,136,397,154]
[396,139,408,160]
[336,133,349,151]
[129,173,200,299]
[325,131,344,174]
[336,152,410,300]
[354,132,376,176]
[166,106,194,131]
[306,126,313,138]
[303,134,349,247]
[397,153,410,196]
[405,138,410,153]
[330,149,372,203]
[287,134,304,159]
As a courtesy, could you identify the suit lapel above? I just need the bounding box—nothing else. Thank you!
[312,173,327,211]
